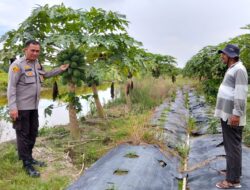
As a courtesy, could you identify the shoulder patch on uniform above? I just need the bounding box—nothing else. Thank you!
[12,65,20,73]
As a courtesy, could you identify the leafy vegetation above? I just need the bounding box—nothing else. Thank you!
[0,75,179,190]
[124,152,139,158]
[176,143,190,168]
[182,45,225,103]
[0,4,178,138]
[207,118,219,134]
[182,26,250,145]
[183,27,250,103]
[0,70,8,93]
[244,96,250,147]
[146,53,177,79]
[187,117,197,135]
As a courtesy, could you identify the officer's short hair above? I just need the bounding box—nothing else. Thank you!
[25,40,40,47]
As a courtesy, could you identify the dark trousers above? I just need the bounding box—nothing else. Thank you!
[14,110,39,162]
[221,119,243,182]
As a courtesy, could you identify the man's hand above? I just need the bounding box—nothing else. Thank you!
[229,115,240,127]
[10,109,18,121]
[60,64,69,71]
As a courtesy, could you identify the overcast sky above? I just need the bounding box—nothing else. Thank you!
[0,0,250,67]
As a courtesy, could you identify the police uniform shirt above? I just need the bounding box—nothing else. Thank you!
[7,56,62,111]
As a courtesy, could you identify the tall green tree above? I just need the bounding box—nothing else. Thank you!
[183,25,250,102]
[151,53,176,78]
[0,4,148,136]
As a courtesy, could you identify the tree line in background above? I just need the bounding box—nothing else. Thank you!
[0,4,178,138]
[183,26,250,102]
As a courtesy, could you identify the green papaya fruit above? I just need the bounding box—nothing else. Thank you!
[71,55,79,62]
[68,68,73,75]
[70,62,78,68]
[63,60,70,65]
[78,56,85,64]
[73,70,81,78]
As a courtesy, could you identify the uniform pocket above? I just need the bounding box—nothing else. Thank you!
[24,71,36,83]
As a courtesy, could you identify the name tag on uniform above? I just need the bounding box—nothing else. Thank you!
[24,65,32,72]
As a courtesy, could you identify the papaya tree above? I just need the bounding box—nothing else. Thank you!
[140,52,177,80]
[183,25,250,84]
[183,45,225,101]
[57,45,86,138]
[151,54,176,79]
[103,38,146,111]
[80,8,151,117]
[0,4,147,135]
[182,24,250,102]
[229,29,250,78]
[0,5,97,137]
[79,9,129,118]
[0,5,80,138]
[0,4,88,65]
[84,65,104,118]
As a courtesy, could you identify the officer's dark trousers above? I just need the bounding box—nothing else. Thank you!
[221,119,243,182]
[14,110,39,162]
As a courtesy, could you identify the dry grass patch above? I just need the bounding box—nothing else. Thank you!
[33,139,80,182]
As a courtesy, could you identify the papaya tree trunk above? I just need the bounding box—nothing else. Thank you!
[92,84,105,118]
[111,81,115,99]
[68,82,80,139]
[125,78,132,112]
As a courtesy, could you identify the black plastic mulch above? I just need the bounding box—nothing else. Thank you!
[188,135,250,190]
[67,144,181,190]
[187,89,250,190]
[163,89,188,149]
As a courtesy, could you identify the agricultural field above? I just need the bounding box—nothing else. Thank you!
[0,2,250,190]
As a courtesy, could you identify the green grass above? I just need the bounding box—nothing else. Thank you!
[176,143,190,159]
[124,151,139,158]
[105,183,118,190]
[171,90,176,102]
[0,176,70,190]
[157,108,171,127]
[187,117,197,135]
[207,118,219,134]
[113,169,129,175]
[0,143,70,190]
[176,143,190,170]
[178,179,183,190]
[243,95,250,146]
[0,71,8,82]
[184,91,189,109]
[0,71,8,92]
[129,77,175,111]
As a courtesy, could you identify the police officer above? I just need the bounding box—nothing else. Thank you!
[7,40,69,177]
